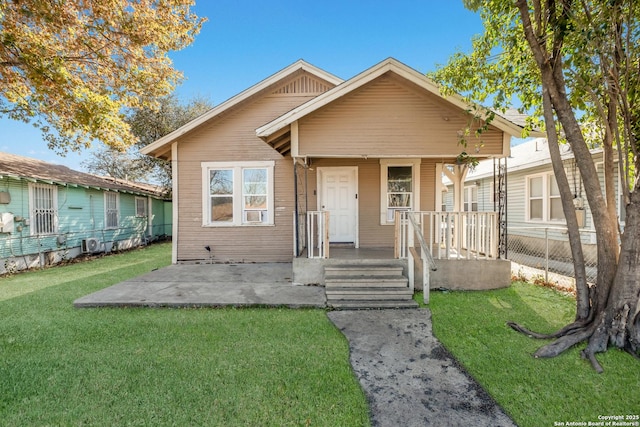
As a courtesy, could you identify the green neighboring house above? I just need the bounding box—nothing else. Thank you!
[0,152,172,274]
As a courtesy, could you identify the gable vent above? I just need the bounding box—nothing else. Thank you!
[272,75,333,95]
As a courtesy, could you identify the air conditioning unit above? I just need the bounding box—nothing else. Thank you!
[82,238,102,254]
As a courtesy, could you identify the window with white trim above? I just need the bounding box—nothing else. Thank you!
[463,185,478,212]
[380,159,420,224]
[135,197,148,217]
[526,173,564,222]
[202,161,275,226]
[548,175,563,221]
[105,192,119,229]
[29,183,58,235]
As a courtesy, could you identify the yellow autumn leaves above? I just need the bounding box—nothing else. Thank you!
[0,0,205,152]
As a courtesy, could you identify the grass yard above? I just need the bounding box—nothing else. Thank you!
[0,243,370,427]
[420,285,640,427]
[3,243,638,427]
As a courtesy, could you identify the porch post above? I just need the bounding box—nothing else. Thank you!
[293,157,299,257]
[442,164,469,212]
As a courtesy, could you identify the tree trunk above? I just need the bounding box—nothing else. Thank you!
[604,101,621,237]
[542,88,590,320]
[509,0,638,371]
[583,184,640,371]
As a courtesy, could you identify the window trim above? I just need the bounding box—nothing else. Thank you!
[463,185,478,212]
[104,191,120,229]
[201,161,275,227]
[525,172,565,223]
[379,159,421,225]
[135,196,148,217]
[28,182,58,235]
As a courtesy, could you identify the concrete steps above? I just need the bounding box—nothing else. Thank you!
[325,264,418,309]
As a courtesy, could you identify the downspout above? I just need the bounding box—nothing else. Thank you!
[171,142,178,264]
[293,158,299,257]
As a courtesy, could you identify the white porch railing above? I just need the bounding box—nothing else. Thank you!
[396,211,499,261]
[306,211,330,259]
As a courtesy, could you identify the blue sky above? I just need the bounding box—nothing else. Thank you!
[0,1,484,171]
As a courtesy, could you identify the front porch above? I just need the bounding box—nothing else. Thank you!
[293,211,511,303]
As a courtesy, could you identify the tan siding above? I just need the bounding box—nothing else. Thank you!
[298,73,504,157]
[175,92,315,262]
[306,158,437,248]
[420,159,437,211]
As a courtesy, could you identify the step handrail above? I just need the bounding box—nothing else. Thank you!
[404,211,437,304]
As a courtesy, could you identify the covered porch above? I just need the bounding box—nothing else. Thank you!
[293,210,511,304]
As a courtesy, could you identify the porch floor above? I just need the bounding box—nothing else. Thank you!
[301,246,395,260]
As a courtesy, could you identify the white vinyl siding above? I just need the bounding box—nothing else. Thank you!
[29,183,58,235]
[105,192,119,229]
[202,161,275,227]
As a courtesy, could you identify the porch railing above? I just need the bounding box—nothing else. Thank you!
[396,211,499,261]
[306,211,330,259]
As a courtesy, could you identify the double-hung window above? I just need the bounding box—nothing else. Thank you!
[463,185,478,212]
[526,173,564,222]
[135,197,148,217]
[202,161,274,226]
[105,192,119,229]
[29,183,58,235]
[380,159,420,224]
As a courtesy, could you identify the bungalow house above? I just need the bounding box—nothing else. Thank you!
[443,137,625,283]
[0,152,171,274]
[141,58,533,306]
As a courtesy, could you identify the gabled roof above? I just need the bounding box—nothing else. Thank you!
[140,60,343,159]
[0,152,165,197]
[256,57,540,140]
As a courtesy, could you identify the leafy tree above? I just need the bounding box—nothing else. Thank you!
[83,94,212,191]
[433,0,639,371]
[82,147,148,181]
[0,0,204,153]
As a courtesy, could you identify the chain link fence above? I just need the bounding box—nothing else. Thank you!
[507,226,598,292]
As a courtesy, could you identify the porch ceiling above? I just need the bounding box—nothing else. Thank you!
[263,125,291,155]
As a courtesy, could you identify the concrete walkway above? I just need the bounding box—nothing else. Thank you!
[74,264,516,426]
[328,309,517,427]
[74,263,325,308]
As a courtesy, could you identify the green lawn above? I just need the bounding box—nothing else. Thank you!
[3,244,638,427]
[421,284,640,427]
[0,243,370,427]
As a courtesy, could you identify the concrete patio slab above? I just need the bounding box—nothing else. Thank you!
[74,263,326,308]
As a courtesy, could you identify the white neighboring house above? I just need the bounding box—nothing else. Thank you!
[443,137,625,278]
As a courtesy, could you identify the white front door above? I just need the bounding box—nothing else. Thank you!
[318,167,358,244]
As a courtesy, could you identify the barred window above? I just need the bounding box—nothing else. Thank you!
[29,183,57,235]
